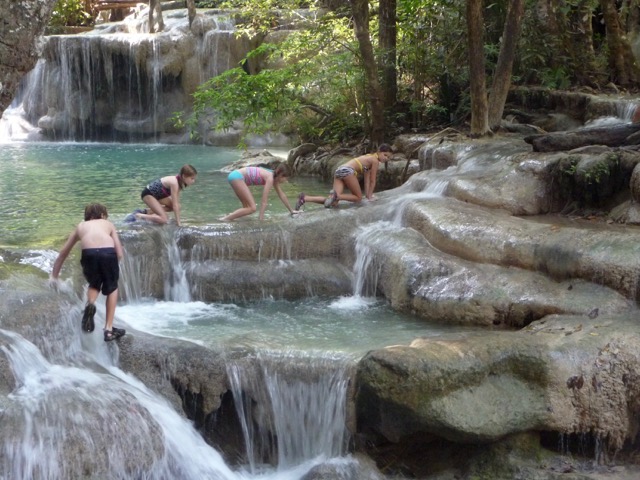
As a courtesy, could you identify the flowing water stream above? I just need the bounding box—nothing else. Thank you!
[0,142,482,478]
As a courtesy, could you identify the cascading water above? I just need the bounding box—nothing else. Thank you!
[0,11,248,142]
[163,230,191,302]
[0,328,238,479]
[352,224,385,298]
[227,351,353,474]
[199,15,235,82]
[120,228,191,302]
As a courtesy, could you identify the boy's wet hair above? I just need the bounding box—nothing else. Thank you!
[179,164,198,189]
[84,203,108,221]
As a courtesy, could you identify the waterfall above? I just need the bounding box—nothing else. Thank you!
[120,229,191,302]
[227,351,353,473]
[0,11,249,142]
[0,328,238,479]
[199,14,235,82]
[163,230,191,302]
[352,224,382,297]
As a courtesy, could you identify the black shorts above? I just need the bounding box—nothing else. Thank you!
[80,247,119,296]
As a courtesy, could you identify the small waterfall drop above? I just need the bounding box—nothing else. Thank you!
[0,328,238,480]
[163,230,191,302]
[227,351,353,473]
[352,223,385,297]
[199,14,235,82]
[120,228,191,302]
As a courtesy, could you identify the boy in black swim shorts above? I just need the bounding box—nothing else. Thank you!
[50,203,126,342]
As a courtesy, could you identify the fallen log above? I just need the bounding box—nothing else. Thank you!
[524,123,640,152]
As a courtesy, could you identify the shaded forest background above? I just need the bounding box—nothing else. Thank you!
[3,0,640,145]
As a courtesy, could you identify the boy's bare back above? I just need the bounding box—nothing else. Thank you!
[76,219,118,250]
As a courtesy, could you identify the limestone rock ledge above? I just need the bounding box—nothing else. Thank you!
[355,313,640,476]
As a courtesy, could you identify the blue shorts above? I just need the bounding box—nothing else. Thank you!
[227,170,243,183]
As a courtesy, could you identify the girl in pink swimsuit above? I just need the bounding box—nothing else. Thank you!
[221,164,299,221]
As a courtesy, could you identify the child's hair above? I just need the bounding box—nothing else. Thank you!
[378,143,392,153]
[274,163,291,178]
[84,203,108,221]
[178,164,198,189]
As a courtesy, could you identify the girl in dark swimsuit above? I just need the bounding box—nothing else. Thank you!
[135,164,198,226]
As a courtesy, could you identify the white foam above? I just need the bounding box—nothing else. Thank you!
[328,295,376,310]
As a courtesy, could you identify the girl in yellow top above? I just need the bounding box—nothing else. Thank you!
[296,143,393,209]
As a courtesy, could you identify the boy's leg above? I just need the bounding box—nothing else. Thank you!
[104,288,118,332]
[87,286,99,305]
[81,287,99,332]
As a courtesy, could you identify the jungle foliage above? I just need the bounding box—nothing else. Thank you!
[49,0,94,28]
[186,0,640,144]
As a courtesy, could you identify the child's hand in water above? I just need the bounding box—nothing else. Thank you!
[48,277,60,291]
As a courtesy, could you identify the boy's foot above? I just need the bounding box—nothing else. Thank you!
[295,192,306,211]
[104,328,125,342]
[81,304,96,333]
[324,190,338,208]
[111,326,126,338]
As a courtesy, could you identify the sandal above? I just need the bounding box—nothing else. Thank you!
[324,190,338,208]
[111,326,126,338]
[104,329,116,342]
[295,192,306,211]
[81,303,96,333]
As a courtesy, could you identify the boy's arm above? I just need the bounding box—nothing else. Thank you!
[51,229,80,279]
[110,224,124,260]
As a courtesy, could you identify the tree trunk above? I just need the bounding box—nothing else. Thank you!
[466,0,490,136]
[570,1,598,86]
[543,0,599,86]
[351,0,386,146]
[621,0,640,39]
[524,123,640,152]
[488,0,525,129]
[148,0,164,33]
[0,0,58,115]
[379,0,397,111]
[599,0,640,86]
[187,0,196,28]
